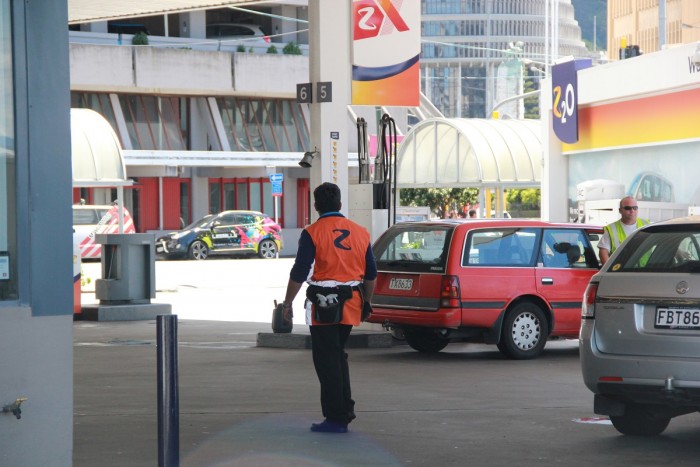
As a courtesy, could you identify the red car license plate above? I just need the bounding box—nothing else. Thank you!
[389,278,414,290]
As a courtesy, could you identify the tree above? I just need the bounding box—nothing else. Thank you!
[506,188,540,210]
[523,68,540,119]
[132,32,149,46]
[400,188,479,218]
[282,42,302,55]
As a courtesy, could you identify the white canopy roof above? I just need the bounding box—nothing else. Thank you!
[397,118,542,189]
[71,108,130,187]
[68,0,263,24]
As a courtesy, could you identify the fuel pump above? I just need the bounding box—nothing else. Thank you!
[354,113,398,227]
[377,113,398,227]
[356,117,371,184]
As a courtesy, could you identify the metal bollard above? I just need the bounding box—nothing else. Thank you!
[157,315,179,467]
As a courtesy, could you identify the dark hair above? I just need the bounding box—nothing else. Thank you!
[468,209,476,217]
[313,182,341,214]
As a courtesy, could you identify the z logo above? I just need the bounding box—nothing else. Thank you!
[354,0,409,41]
[333,229,352,251]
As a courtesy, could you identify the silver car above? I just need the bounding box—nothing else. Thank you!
[580,216,700,435]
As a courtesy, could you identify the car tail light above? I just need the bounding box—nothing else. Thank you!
[263,36,271,43]
[440,275,461,308]
[599,376,624,382]
[582,282,598,319]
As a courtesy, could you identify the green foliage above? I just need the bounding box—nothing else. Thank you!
[132,32,149,46]
[80,267,92,288]
[266,45,278,54]
[236,45,246,53]
[523,70,540,119]
[282,42,302,55]
[400,188,479,219]
[506,189,541,210]
[571,0,606,50]
[248,47,254,53]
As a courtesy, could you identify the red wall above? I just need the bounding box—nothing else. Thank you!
[162,178,184,230]
[137,178,159,232]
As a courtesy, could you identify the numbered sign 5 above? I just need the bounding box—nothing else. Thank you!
[317,82,332,103]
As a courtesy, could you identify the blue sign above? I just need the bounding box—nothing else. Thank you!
[551,60,579,144]
[271,181,283,196]
[269,173,283,183]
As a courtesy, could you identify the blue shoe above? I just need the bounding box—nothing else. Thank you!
[310,419,348,433]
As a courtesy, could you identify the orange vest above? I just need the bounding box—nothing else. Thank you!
[305,215,371,326]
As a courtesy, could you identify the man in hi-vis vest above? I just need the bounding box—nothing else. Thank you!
[598,196,650,266]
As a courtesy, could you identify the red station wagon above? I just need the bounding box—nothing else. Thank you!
[368,219,603,359]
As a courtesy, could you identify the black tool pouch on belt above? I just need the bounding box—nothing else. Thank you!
[306,284,354,324]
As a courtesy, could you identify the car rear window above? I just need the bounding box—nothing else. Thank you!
[373,224,453,273]
[609,226,700,273]
[73,208,109,225]
[464,228,539,266]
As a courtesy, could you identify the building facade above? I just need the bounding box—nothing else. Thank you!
[68,5,433,251]
[421,0,589,118]
[607,0,700,60]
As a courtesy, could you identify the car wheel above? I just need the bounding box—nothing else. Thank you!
[188,240,209,260]
[610,404,671,436]
[404,329,449,353]
[258,239,277,259]
[497,301,548,360]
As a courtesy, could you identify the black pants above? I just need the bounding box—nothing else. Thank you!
[309,324,355,425]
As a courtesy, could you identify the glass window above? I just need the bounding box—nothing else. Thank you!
[119,94,186,150]
[465,228,539,267]
[217,97,310,152]
[209,182,221,214]
[372,224,454,273]
[249,182,261,212]
[236,182,248,210]
[263,181,273,216]
[179,181,190,227]
[237,213,256,225]
[216,213,237,226]
[540,229,597,269]
[71,92,124,146]
[223,182,235,210]
[610,227,700,273]
[0,0,17,299]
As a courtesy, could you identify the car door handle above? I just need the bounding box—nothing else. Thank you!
[541,277,554,285]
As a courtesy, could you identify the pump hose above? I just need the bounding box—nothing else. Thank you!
[379,113,398,226]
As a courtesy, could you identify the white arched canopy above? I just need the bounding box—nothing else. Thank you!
[397,118,542,189]
[71,108,129,188]
[71,108,132,231]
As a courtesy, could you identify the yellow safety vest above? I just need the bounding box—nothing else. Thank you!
[604,218,649,254]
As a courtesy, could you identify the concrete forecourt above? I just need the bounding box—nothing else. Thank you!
[73,258,700,466]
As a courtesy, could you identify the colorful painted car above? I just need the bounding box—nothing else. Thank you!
[368,219,603,359]
[155,210,283,260]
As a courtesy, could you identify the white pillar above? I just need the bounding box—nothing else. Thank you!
[180,11,206,38]
[540,76,568,222]
[308,1,350,218]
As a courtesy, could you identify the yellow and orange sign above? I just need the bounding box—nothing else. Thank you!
[352,0,420,106]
